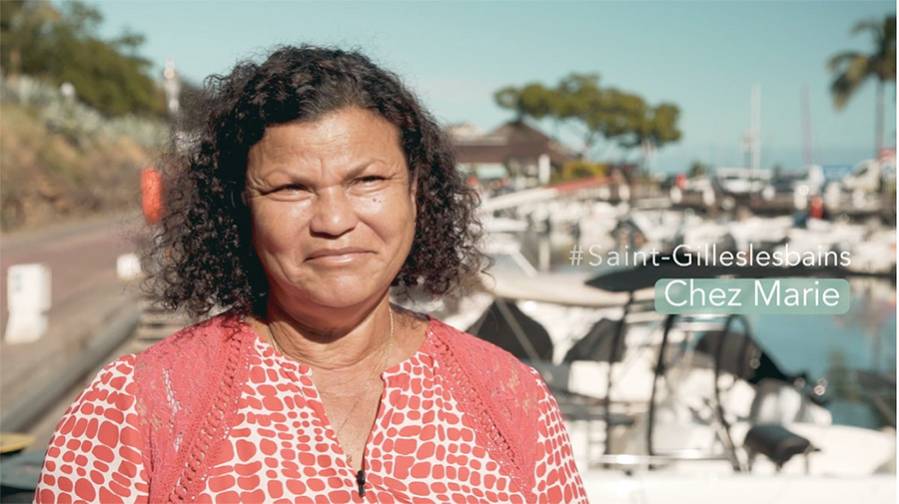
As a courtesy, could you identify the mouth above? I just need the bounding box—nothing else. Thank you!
[305,248,373,264]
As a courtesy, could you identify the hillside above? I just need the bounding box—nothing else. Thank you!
[1,93,162,231]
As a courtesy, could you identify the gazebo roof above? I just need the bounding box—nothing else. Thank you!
[451,119,576,166]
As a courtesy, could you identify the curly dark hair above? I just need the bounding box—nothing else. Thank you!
[143,44,485,318]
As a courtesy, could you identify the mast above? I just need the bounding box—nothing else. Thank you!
[801,84,813,167]
[742,84,762,172]
[751,84,761,173]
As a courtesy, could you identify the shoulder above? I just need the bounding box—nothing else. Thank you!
[135,310,250,368]
[426,317,551,486]
[50,353,141,449]
[427,317,526,366]
[80,353,140,402]
[131,311,255,415]
[38,354,150,503]
[426,317,545,396]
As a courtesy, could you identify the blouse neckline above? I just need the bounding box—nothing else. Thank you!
[243,313,438,380]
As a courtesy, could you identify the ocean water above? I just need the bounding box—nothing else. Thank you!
[749,280,896,428]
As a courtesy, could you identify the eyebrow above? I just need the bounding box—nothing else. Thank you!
[344,158,383,178]
[261,158,387,181]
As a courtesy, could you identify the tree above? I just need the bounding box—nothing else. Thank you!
[688,160,709,178]
[0,0,61,78]
[620,102,682,170]
[827,13,896,156]
[567,78,644,156]
[0,0,165,117]
[493,73,681,162]
[494,82,556,122]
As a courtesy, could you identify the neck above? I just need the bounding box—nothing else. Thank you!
[261,294,394,372]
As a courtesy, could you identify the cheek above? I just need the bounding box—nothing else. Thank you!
[250,202,309,252]
[356,191,415,237]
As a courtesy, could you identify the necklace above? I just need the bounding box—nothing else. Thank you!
[266,306,395,442]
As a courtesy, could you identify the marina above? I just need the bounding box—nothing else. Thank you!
[1,2,895,500]
[415,172,897,502]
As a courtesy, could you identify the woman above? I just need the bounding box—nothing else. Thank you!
[35,44,587,503]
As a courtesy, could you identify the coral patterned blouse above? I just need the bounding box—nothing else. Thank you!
[35,323,587,503]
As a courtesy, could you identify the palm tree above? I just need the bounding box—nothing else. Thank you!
[828,14,896,157]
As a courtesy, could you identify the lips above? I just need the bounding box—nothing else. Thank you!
[305,247,372,261]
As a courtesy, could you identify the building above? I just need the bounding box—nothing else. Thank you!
[448,119,577,189]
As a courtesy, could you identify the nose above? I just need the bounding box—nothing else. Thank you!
[308,187,358,237]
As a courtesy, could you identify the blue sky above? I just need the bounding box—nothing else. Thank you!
[91,0,896,172]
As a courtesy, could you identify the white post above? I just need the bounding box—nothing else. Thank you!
[5,264,51,344]
[163,59,181,117]
[117,253,143,281]
[538,154,551,186]
[538,233,551,272]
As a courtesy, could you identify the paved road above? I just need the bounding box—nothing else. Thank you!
[1,213,143,328]
[1,212,146,426]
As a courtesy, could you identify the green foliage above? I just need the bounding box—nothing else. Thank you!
[828,13,895,109]
[633,102,682,148]
[551,160,607,184]
[828,13,895,156]
[494,72,682,160]
[688,160,709,178]
[1,0,165,117]
[494,82,557,120]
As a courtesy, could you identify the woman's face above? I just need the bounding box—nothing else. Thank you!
[245,106,417,313]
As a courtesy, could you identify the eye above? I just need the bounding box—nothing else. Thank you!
[355,175,386,185]
[273,183,309,193]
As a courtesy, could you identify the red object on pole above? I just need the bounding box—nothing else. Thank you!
[141,167,164,225]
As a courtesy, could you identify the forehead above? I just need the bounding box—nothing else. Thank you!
[246,107,404,175]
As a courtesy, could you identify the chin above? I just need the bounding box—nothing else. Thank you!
[284,275,386,310]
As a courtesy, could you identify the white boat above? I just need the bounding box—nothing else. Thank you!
[714,167,773,197]
[417,250,896,503]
